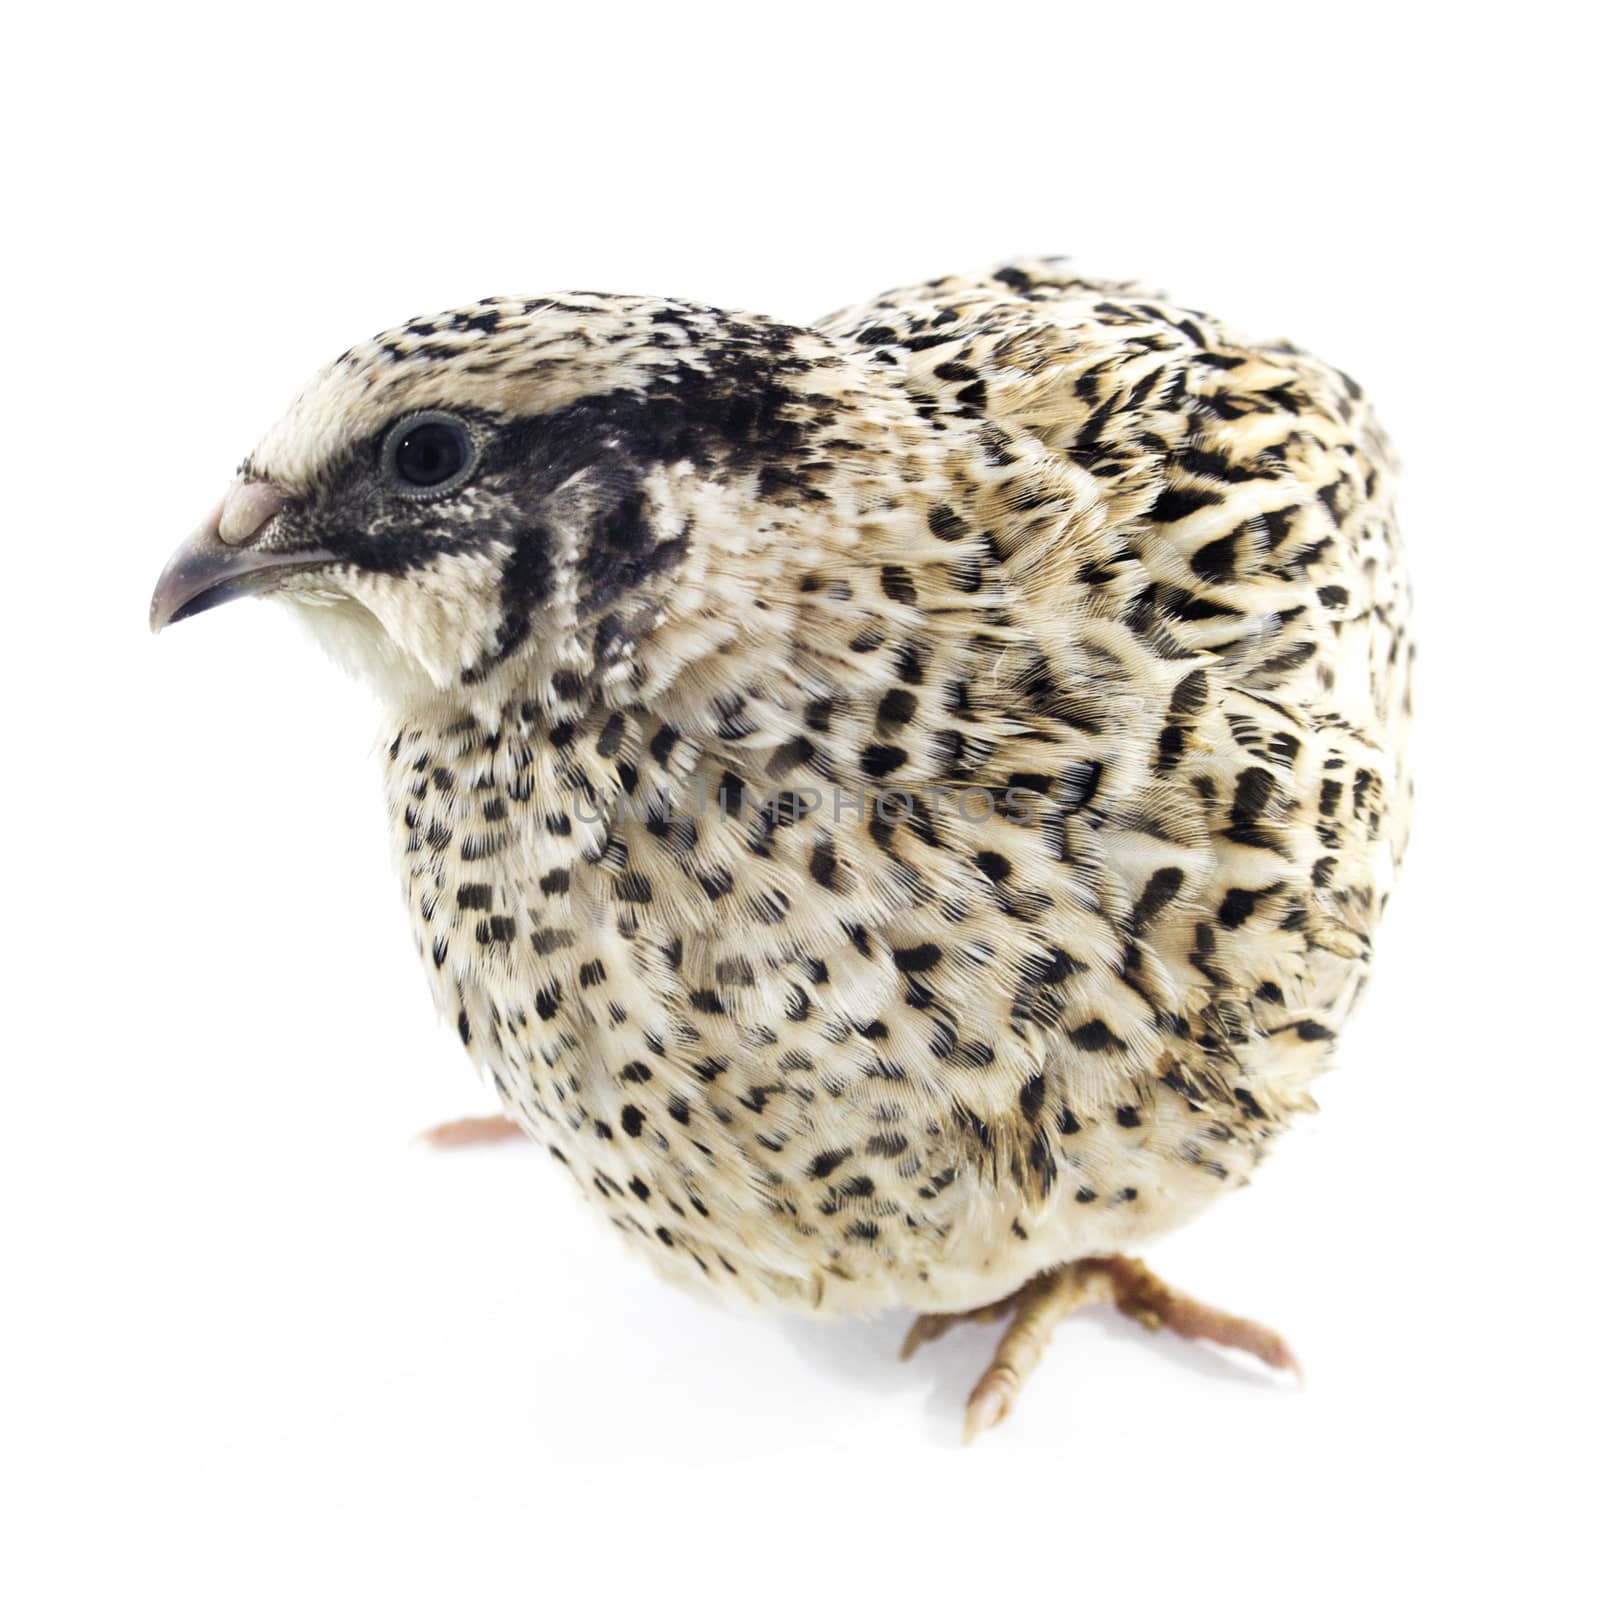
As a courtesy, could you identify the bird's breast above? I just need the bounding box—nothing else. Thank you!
[374,684,1344,1312]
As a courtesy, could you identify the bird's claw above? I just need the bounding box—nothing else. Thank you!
[901,1256,1300,1443]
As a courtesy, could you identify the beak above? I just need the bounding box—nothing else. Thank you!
[149,480,334,632]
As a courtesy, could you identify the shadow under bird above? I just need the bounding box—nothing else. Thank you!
[151,261,1411,1440]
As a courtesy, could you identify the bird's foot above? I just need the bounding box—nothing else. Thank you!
[419,1113,526,1149]
[901,1255,1300,1444]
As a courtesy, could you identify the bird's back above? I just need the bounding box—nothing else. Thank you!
[820,259,1412,784]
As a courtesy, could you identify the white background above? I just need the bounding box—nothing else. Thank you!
[5,4,1594,1595]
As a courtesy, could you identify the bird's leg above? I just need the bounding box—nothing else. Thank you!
[898,1288,1024,1361]
[420,1113,526,1149]
[1095,1256,1301,1376]
[901,1255,1300,1443]
[905,1262,1120,1443]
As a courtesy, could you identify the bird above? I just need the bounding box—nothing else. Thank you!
[150,260,1411,1440]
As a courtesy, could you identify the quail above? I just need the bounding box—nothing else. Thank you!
[151,261,1411,1439]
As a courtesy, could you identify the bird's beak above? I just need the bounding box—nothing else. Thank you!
[149,480,334,632]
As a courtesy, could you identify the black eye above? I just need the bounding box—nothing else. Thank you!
[384,411,478,495]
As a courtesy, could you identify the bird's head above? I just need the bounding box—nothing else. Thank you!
[151,293,896,716]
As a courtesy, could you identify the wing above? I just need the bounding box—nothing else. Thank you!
[821,260,1413,1118]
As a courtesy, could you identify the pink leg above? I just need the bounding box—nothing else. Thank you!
[420,1113,526,1149]
[902,1255,1300,1443]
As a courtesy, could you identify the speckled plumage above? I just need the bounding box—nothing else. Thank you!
[156,260,1411,1341]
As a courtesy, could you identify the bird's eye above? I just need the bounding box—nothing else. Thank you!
[383,412,478,496]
